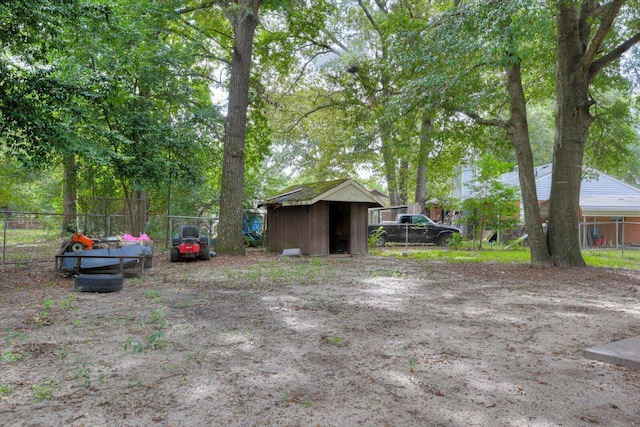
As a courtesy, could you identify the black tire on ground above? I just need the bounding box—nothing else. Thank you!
[74,274,124,293]
[170,247,180,262]
[200,244,210,260]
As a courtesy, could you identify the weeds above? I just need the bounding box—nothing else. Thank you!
[73,357,93,388]
[124,331,167,353]
[146,309,165,326]
[57,294,75,310]
[330,336,345,346]
[144,290,163,303]
[0,383,13,395]
[0,351,22,363]
[3,329,27,345]
[31,381,53,402]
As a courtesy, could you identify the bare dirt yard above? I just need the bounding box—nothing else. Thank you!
[1,249,639,427]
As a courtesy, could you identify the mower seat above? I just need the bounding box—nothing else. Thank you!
[181,226,200,243]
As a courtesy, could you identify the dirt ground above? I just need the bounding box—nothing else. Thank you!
[1,249,639,427]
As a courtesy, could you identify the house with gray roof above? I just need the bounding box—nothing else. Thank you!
[455,163,640,246]
[505,164,640,246]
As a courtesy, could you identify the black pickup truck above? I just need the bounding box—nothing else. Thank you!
[368,214,460,246]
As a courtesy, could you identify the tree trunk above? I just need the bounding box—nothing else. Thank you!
[216,0,261,255]
[130,190,147,236]
[380,129,400,206]
[504,61,552,268]
[547,4,594,267]
[415,113,432,215]
[62,154,77,235]
[398,159,409,205]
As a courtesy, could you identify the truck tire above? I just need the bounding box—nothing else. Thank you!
[375,233,387,247]
[170,247,180,262]
[438,233,454,246]
[74,274,123,293]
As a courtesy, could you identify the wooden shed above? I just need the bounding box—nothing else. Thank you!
[259,179,384,256]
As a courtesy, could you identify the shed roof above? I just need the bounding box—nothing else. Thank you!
[260,179,384,208]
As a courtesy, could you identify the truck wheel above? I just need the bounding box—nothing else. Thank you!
[200,244,210,260]
[375,234,387,247]
[438,233,454,246]
[74,274,123,293]
[170,247,180,262]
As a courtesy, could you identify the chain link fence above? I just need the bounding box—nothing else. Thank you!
[1,210,216,265]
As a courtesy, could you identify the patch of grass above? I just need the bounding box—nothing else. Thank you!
[377,247,640,270]
[57,293,75,310]
[73,357,93,388]
[0,351,22,363]
[330,336,345,346]
[408,357,416,373]
[31,381,53,402]
[0,383,13,395]
[146,309,165,326]
[144,289,163,303]
[2,329,26,345]
[124,331,167,353]
[43,298,55,311]
[582,249,640,269]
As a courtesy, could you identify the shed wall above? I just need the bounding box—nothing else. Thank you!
[309,202,330,255]
[265,202,372,256]
[350,203,369,255]
[266,205,311,254]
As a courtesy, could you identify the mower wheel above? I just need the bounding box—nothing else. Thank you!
[70,242,85,252]
[170,247,180,262]
[74,274,123,293]
[201,244,210,260]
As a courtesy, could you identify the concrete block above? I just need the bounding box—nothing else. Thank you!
[281,248,302,257]
[584,335,640,370]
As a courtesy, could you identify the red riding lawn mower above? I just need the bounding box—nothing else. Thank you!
[170,225,211,262]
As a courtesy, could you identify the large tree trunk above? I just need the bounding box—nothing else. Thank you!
[415,113,432,215]
[216,0,261,255]
[547,4,595,267]
[504,61,552,268]
[62,154,77,235]
[130,190,147,236]
[380,129,401,207]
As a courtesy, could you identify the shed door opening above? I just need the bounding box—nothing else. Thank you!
[329,203,350,254]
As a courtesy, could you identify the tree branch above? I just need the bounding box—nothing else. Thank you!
[590,30,640,77]
[460,110,507,128]
[358,0,383,36]
[177,1,217,15]
[277,100,361,134]
[581,0,625,72]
